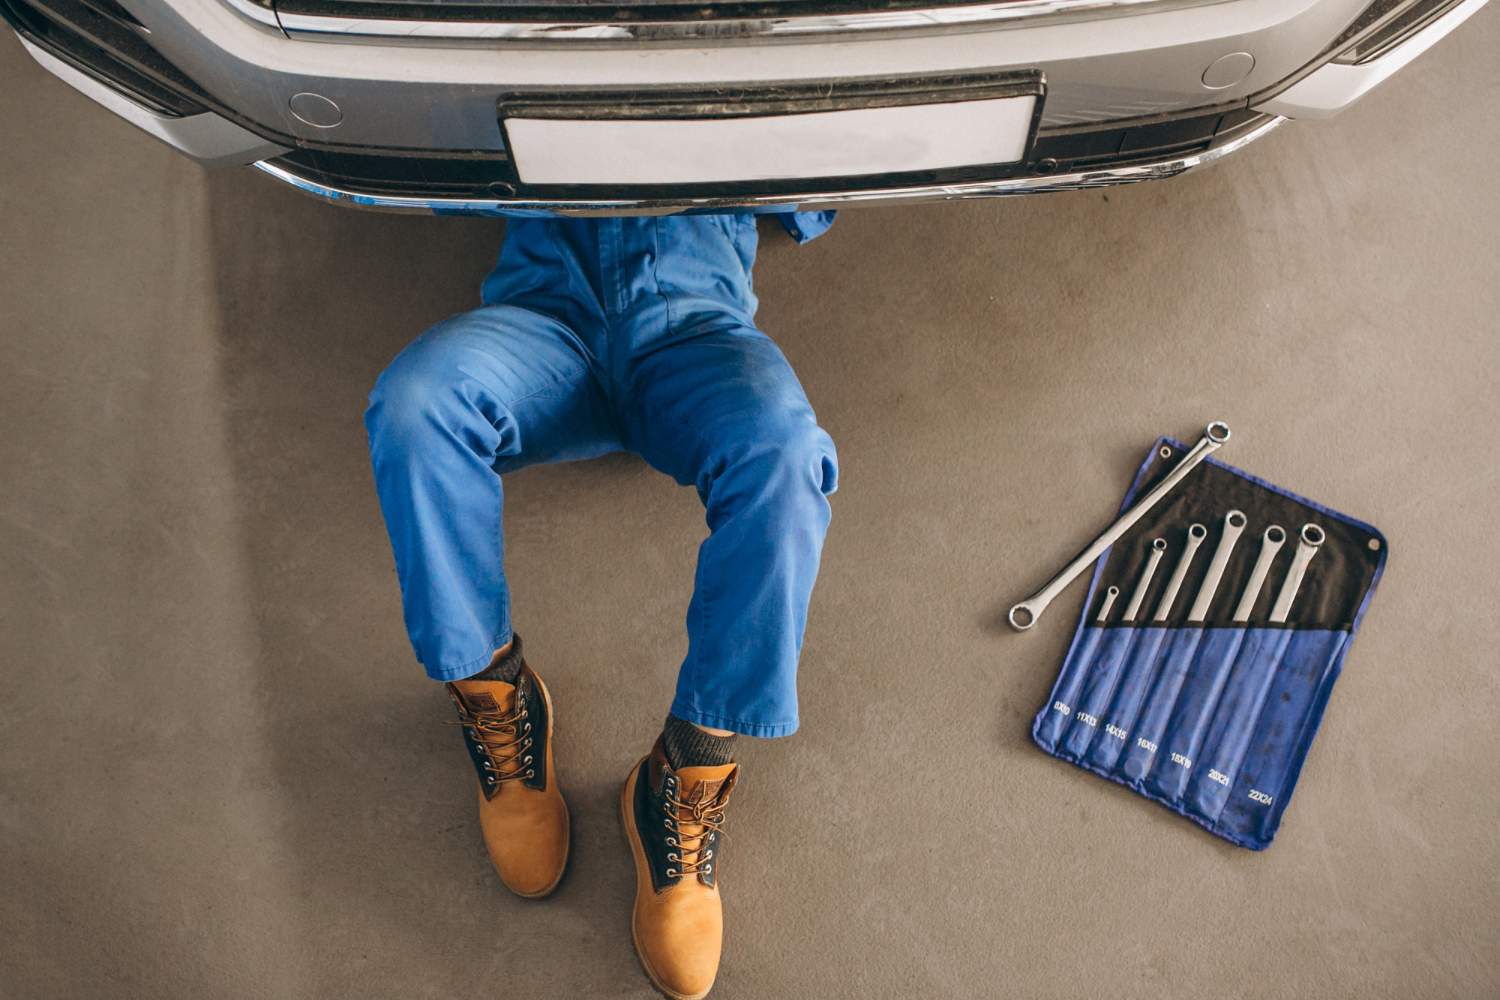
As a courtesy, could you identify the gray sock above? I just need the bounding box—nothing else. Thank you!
[471,634,525,685]
[662,714,737,769]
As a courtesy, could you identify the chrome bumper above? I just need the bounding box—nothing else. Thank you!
[252,114,1285,215]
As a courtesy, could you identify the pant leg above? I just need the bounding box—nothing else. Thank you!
[366,304,619,681]
[620,325,838,737]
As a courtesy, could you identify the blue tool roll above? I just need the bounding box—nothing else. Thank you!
[1032,437,1387,850]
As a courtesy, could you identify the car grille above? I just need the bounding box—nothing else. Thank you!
[0,0,210,116]
[266,107,1272,202]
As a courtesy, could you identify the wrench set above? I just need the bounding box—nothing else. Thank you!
[1099,517,1327,629]
[1028,433,1386,849]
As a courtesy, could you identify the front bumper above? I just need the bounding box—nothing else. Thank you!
[253,114,1289,214]
[5,0,1487,212]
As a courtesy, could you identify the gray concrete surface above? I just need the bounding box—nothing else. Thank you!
[2,15,1497,999]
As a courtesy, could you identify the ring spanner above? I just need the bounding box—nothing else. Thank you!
[1008,421,1231,631]
[1232,525,1286,622]
[1122,539,1167,622]
[1269,523,1325,623]
[1095,586,1121,623]
[1186,510,1247,622]
[1153,523,1207,622]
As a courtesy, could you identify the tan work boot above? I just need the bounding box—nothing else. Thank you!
[446,651,569,898]
[620,737,738,999]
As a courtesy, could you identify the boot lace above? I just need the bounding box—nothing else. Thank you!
[662,783,730,879]
[448,692,534,788]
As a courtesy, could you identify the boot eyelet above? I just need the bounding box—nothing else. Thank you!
[703,864,712,874]
[665,868,677,878]
[667,852,679,862]
[662,818,673,830]
[525,769,535,778]
[665,836,677,847]
[524,755,533,765]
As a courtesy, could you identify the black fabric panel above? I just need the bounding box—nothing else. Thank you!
[1094,440,1384,630]
[520,672,547,792]
[634,761,678,893]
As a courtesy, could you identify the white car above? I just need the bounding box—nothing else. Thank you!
[5,0,1488,213]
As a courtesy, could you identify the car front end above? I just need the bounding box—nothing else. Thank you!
[3,0,1489,213]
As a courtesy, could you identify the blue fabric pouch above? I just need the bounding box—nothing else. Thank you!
[1031,437,1387,850]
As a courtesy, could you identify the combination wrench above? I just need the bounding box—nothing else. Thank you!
[1269,523,1325,623]
[1008,421,1231,631]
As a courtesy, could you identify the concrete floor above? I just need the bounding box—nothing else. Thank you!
[2,15,1497,999]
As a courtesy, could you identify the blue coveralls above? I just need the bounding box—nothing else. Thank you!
[365,211,838,737]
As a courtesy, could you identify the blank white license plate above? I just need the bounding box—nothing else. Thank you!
[503,95,1038,186]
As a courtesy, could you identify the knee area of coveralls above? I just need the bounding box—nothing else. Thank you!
[366,338,468,452]
[366,317,533,458]
[699,413,840,511]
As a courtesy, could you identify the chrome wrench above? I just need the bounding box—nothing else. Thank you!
[1095,586,1121,624]
[1121,539,1167,622]
[1187,510,1248,622]
[1269,523,1326,623]
[1008,421,1230,631]
[1232,525,1286,622]
[1153,523,1207,621]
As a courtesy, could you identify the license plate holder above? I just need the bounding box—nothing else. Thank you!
[496,71,1045,198]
